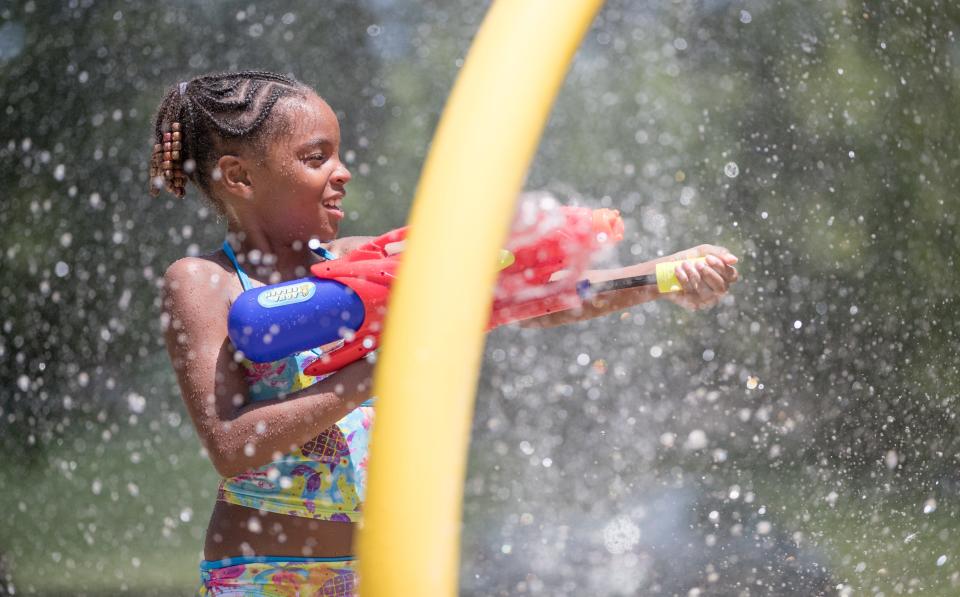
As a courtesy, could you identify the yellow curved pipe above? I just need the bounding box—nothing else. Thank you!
[358,1,605,594]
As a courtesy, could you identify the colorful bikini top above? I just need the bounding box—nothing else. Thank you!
[217,240,373,522]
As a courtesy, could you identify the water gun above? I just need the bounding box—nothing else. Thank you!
[228,204,701,377]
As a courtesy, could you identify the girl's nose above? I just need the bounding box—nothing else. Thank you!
[332,160,352,186]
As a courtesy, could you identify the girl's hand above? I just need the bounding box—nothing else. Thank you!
[321,236,376,259]
[665,244,739,311]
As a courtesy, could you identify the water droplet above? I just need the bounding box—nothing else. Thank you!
[885,450,899,469]
[602,515,641,554]
[724,161,740,178]
[55,261,70,277]
[684,429,708,451]
[126,392,146,414]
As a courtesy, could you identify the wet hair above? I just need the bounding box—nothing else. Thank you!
[149,70,310,206]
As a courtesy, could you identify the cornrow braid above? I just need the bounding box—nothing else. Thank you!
[149,70,309,203]
[150,121,186,197]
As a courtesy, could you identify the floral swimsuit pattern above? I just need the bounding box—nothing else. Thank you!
[216,240,374,522]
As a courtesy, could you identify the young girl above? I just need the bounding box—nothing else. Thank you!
[154,71,738,596]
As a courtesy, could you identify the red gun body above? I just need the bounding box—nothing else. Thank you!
[302,206,623,377]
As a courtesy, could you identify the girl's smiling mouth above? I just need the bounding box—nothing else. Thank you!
[321,195,344,219]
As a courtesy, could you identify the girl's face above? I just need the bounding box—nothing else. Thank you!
[246,93,352,244]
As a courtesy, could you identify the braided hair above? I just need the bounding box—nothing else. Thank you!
[149,71,309,205]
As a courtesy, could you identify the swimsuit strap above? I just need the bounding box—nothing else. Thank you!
[311,243,337,261]
[223,239,337,292]
[222,240,253,292]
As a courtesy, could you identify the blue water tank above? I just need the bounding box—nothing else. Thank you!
[227,277,366,363]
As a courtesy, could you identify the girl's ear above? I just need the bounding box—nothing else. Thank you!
[215,154,254,201]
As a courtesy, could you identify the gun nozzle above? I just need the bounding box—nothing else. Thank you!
[592,208,624,243]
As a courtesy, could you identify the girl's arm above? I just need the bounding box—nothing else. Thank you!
[162,257,373,479]
[521,244,739,328]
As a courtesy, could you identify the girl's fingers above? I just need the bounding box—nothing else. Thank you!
[683,261,701,292]
[667,253,739,311]
[694,263,719,297]
[676,265,698,296]
[705,255,726,272]
[706,254,739,284]
[698,261,728,293]
[704,256,731,291]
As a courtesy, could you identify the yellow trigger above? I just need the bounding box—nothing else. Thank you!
[497,249,515,271]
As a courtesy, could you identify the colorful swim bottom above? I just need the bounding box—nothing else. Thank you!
[198,555,357,596]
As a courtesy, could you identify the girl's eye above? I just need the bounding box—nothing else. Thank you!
[305,154,327,163]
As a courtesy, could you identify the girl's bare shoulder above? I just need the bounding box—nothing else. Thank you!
[162,251,238,310]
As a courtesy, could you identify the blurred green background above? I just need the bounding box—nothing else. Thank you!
[2,1,960,595]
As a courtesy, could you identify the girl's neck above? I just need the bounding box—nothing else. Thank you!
[225,224,320,283]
